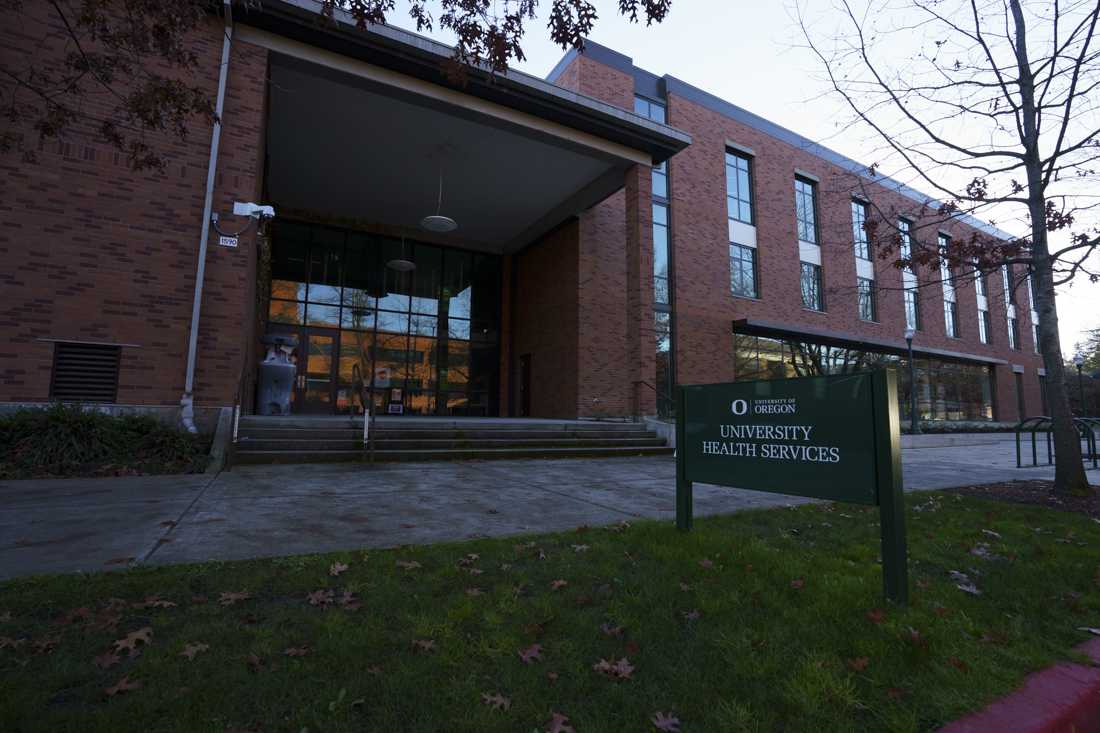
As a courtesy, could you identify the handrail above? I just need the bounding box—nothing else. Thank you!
[633,380,675,420]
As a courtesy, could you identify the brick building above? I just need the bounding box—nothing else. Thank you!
[0,1,1045,429]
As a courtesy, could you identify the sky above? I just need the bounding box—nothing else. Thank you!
[386,0,1100,356]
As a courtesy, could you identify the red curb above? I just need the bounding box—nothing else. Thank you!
[938,637,1100,732]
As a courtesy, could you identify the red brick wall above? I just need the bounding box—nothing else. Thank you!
[512,220,580,419]
[0,10,268,410]
[662,92,1044,421]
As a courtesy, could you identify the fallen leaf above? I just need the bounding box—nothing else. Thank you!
[572,544,590,553]
[307,589,335,608]
[245,653,275,673]
[180,643,209,661]
[916,578,931,590]
[411,639,436,654]
[329,561,349,577]
[219,591,252,607]
[500,563,513,571]
[682,609,701,621]
[866,608,885,625]
[283,646,311,657]
[593,656,634,680]
[518,643,542,664]
[652,711,682,732]
[550,579,568,591]
[545,712,575,733]
[678,582,690,592]
[467,567,484,576]
[790,578,805,590]
[104,676,142,697]
[457,553,480,567]
[133,595,176,610]
[366,665,383,675]
[94,652,120,669]
[600,622,624,637]
[956,583,982,595]
[698,558,714,568]
[905,627,929,649]
[395,560,422,570]
[113,627,153,657]
[480,692,511,711]
[948,656,970,672]
[847,656,870,672]
[339,590,361,611]
[191,595,208,604]
[933,605,951,618]
[547,671,559,683]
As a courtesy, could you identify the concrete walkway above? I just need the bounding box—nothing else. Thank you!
[1,437,1096,580]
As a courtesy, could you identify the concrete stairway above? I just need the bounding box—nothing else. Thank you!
[230,416,673,465]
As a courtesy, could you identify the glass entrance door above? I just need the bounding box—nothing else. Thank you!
[296,330,337,414]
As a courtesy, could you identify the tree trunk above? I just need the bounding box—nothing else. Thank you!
[1010,0,1091,496]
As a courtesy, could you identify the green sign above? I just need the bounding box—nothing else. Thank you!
[674,369,908,604]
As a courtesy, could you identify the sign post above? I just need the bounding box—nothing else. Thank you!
[675,369,907,604]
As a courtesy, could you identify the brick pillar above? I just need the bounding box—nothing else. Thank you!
[624,164,657,417]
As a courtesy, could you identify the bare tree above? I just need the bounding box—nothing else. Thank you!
[797,0,1099,495]
[1,0,671,170]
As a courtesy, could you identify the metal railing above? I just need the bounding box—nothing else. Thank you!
[1015,416,1099,469]
[226,361,251,470]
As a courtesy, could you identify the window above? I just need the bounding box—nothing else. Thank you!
[904,288,921,331]
[1032,321,1040,353]
[978,309,991,344]
[1002,264,1016,303]
[899,219,913,261]
[800,262,823,311]
[729,243,757,298]
[851,200,870,260]
[652,160,668,200]
[655,311,673,418]
[1008,316,1019,350]
[974,266,987,298]
[944,300,959,338]
[653,203,670,305]
[857,277,877,321]
[633,95,666,123]
[725,151,753,224]
[795,177,817,244]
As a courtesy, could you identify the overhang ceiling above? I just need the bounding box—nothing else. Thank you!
[265,54,635,252]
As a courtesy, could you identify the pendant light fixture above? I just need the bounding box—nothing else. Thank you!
[420,160,457,233]
[386,235,416,273]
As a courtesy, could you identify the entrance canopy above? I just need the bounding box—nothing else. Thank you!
[242,5,690,253]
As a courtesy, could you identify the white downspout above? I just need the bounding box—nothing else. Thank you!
[180,0,234,433]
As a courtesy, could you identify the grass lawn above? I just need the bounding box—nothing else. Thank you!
[2,491,1100,732]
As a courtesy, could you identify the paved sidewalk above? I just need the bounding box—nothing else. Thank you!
[1,438,1095,580]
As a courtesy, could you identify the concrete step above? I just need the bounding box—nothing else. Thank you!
[231,445,675,465]
[238,417,646,432]
[236,436,665,452]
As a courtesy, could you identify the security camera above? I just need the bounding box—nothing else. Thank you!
[233,201,275,219]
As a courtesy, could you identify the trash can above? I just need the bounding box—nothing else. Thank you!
[257,334,297,416]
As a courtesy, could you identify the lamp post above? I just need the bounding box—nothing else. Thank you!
[1074,354,1086,416]
[905,327,921,434]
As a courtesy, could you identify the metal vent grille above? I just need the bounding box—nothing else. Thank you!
[49,342,121,403]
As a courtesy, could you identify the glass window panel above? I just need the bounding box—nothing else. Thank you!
[376,310,409,334]
[411,244,441,315]
[440,340,471,391]
[305,304,341,328]
[654,276,670,305]
[652,166,667,199]
[729,244,757,298]
[653,222,669,276]
[409,313,438,337]
[268,299,304,325]
[652,203,668,226]
[634,96,648,116]
[795,178,817,243]
[442,249,473,320]
[406,335,435,393]
[271,280,306,302]
[447,318,471,340]
[341,302,375,331]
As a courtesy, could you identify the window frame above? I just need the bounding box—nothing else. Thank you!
[633,94,666,124]
[795,177,819,245]
[729,243,758,299]
[857,276,877,321]
[851,199,871,260]
[944,299,960,338]
[725,149,754,226]
[904,287,921,331]
[800,261,824,311]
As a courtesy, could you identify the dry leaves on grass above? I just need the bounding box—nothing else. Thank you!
[133,595,176,610]
[245,653,277,673]
[550,579,568,591]
[593,656,635,680]
[93,652,120,669]
[0,636,26,651]
[283,646,311,657]
[480,692,511,711]
[572,544,589,553]
[113,627,152,657]
[518,643,542,664]
[411,639,436,654]
[180,643,209,661]
[600,622,624,638]
[457,553,480,567]
[847,656,870,672]
[545,712,575,733]
[219,591,252,607]
[682,609,701,621]
[698,558,714,568]
[866,608,885,625]
[339,591,361,611]
[652,711,682,732]
[395,560,422,570]
[308,589,335,608]
[104,676,142,697]
[790,578,805,590]
[329,561,349,577]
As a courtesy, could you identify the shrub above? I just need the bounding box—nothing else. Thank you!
[0,404,210,479]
